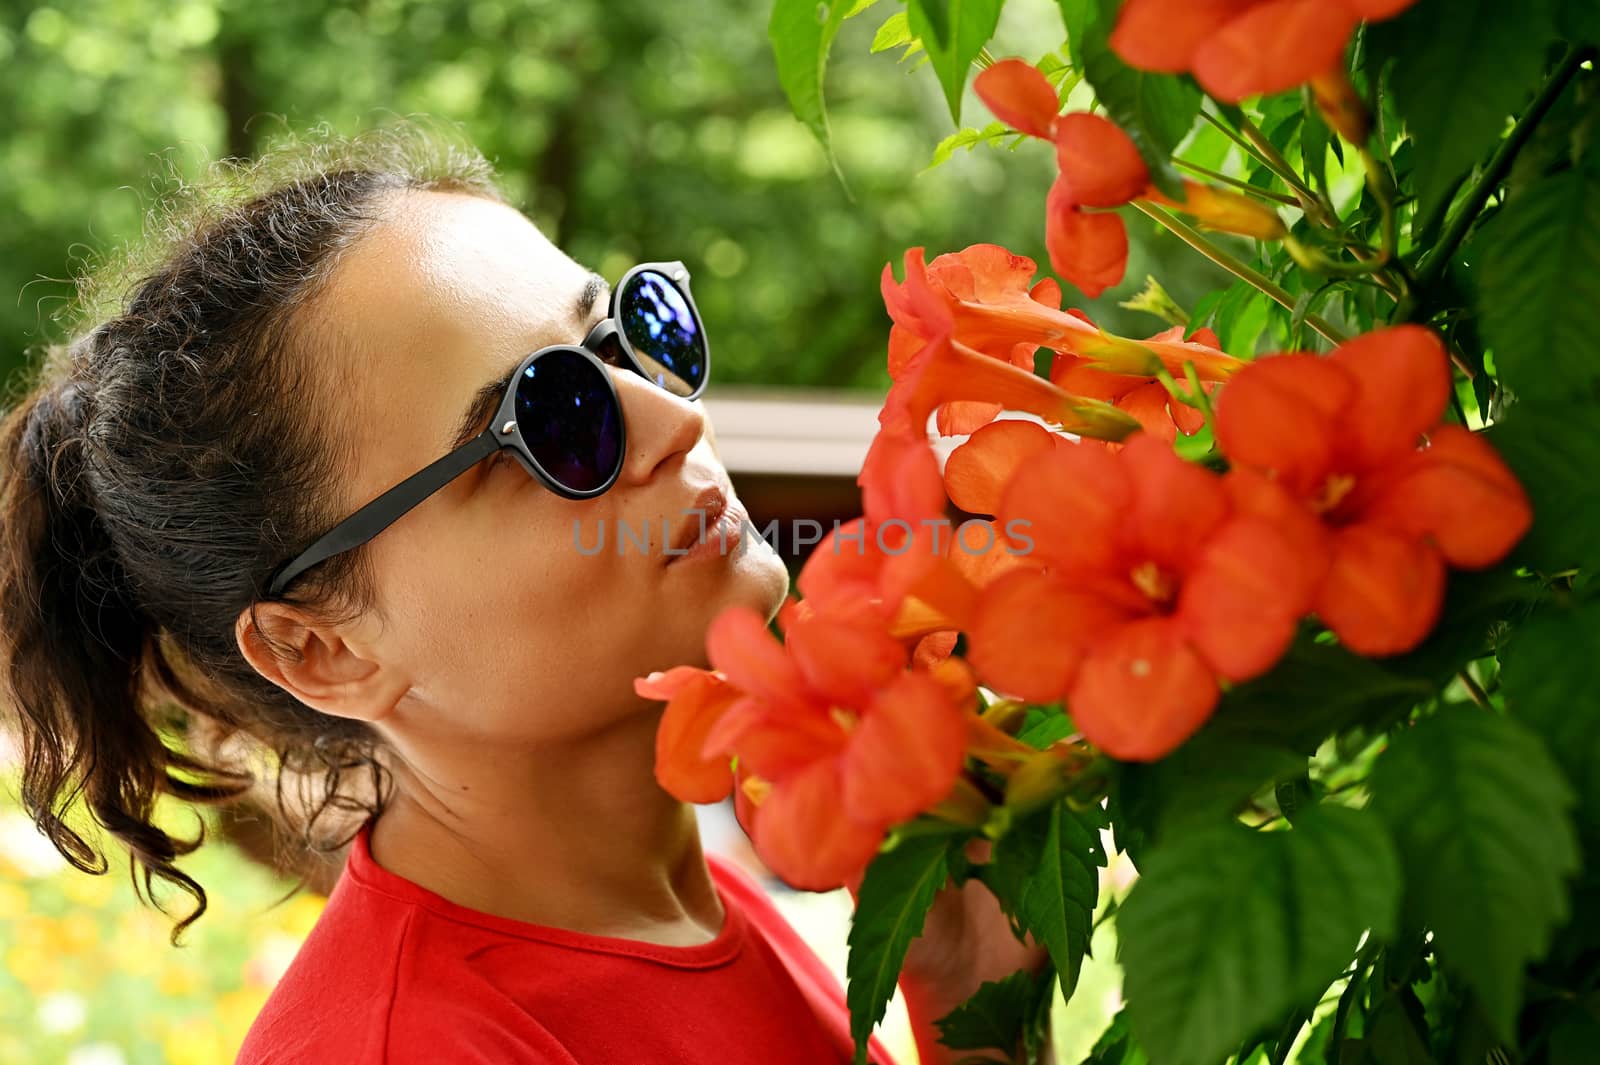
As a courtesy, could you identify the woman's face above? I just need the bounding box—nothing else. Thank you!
[303,188,788,747]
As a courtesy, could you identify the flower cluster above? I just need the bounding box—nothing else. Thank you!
[973,59,1287,297]
[637,238,1533,889]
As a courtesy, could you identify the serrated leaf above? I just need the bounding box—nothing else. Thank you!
[906,0,1003,124]
[1019,801,1104,994]
[926,120,1013,169]
[870,10,913,52]
[1207,633,1432,755]
[846,834,952,1064]
[1500,599,1600,838]
[769,0,854,162]
[1486,401,1600,575]
[1476,165,1600,403]
[1368,706,1581,1042]
[981,800,1105,997]
[1368,0,1554,226]
[1115,733,1307,853]
[934,968,1054,1055]
[1118,806,1402,1065]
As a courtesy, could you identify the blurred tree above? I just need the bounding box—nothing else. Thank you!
[0,0,1227,393]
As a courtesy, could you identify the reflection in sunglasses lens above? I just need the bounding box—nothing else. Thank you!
[514,349,622,493]
[619,270,706,397]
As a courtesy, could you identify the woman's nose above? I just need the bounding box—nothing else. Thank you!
[611,369,708,485]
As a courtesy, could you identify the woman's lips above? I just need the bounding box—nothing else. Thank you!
[667,492,747,566]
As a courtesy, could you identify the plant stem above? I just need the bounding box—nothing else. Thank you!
[1182,361,1216,434]
[1415,45,1595,299]
[1131,200,1350,345]
[1173,158,1301,206]
[1207,106,1338,230]
[1457,668,1491,709]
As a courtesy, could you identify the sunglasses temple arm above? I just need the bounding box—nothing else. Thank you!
[265,430,501,597]
[582,318,618,353]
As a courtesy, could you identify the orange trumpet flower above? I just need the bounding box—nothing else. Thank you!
[1213,325,1532,655]
[965,433,1317,760]
[973,60,1287,296]
[1110,0,1419,105]
[1051,325,1225,445]
[633,666,742,804]
[695,606,974,890]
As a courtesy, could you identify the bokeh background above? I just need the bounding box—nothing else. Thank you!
[0,0,1221,1061]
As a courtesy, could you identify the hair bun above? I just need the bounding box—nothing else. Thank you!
[22,380,92,503]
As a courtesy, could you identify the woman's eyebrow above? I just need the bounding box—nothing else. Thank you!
[445,272,610,452]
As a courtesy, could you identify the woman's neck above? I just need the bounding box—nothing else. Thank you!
[365,717,724,946]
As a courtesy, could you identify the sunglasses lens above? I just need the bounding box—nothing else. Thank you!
[514,349,622,494]
[619,269,706,397]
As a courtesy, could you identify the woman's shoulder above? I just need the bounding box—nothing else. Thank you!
[232,883,576,1065]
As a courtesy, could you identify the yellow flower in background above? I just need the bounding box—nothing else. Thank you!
[275,893,326,939]
[1,778,327,1062]
[0,879,28,919]
[59,870,116,908]
[161,1017,229,1065]
[58,911,100,955]
[219,987,271,1033]
[158,963,201,998]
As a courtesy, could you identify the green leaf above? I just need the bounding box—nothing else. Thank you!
[934,968,1054,1056]
[981,800,1105,995]
[870,10,915,53]
[1208,632,1432,755]
[1214,283,1271,356]
[1019,801,1104,994]
[1300,89,1333,195]
[1054,0,1094,69]
[1557,0,1600,45]
[1083,1011,1151,1065]
[768,0,855,162]
[1368,0,1554,226]
[1486,401,1600,575]
[1118,806,1402,1065]
[1368,706,1581,1041]
[913,0,952,49]
[1016,705,1076,749]
[846,834,952,1064]
[906,0,1003,124]
[1500,599,1600,839]
[1476,165,1600,403]
[1186,288,1228,338]
[1115,734,1307,854]
[1355,989,1434,1065]
[925,120,1015,170]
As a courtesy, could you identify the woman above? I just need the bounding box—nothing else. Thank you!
[0,125,1042,1064]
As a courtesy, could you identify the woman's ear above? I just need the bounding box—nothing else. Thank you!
[234,603,408,724]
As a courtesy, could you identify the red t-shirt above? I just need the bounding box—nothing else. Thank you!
[235,820,899,1064]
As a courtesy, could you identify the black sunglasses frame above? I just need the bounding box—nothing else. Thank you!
[264,261,708,599]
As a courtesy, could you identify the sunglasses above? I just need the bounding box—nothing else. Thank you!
[264,261,709,598]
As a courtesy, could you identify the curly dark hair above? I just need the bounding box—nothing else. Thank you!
[0,120,507,944]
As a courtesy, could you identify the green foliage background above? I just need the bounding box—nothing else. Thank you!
[0,0,1225,394]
